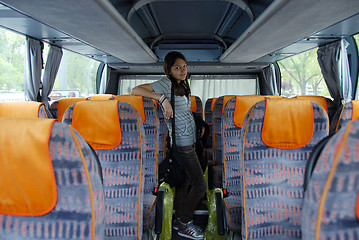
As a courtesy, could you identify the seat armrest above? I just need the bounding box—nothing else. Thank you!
[215,189,225,235]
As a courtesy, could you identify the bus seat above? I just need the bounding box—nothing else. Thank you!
[296,95,336,120]
[0,101,51,118]
[302,118,359,240]
[231,98,329,238]
[0,118,105,240]
[113,94,159,232]
[190,95,203,119]
[49,97,87,121]
[213,95,237,187]
[204,97,217,160]
[62,100,145,240]
[87,94,115,100]
[221,95,266,233]
[330,100,359,134]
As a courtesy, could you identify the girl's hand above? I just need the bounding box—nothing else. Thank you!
[162,98,173,119]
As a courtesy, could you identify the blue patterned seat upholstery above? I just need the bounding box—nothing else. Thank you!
[0,101,51,118]
[222,95,267,233]
[0,118,105,240]
[190,95,203,119]
[302,118,359,240]
[113,95,159,231]
[235,98,329,239]
[63,100,145,240]
[213,95,237,187]
[330,100,359,134]
[49,97,87,121]
[296,95,336,121]
[204,97,217,162]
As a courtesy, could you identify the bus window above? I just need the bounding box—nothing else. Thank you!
[190,75,257,104]
[0,27,25,102]
[118,75,165,95]
[117,74,257,105]
[49,49,100,102]
[279,48,330,98]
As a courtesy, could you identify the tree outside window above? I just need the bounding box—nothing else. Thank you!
[279,48,330,98]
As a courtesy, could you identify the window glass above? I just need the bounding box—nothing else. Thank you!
[49,49,100,102]
[279,48,330,98]
[118,74,257,107]
[190,75,257,105]
[118,75,165,95]
[0,28,25,102]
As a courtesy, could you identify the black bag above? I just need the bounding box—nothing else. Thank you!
[158,84,184,188]
[159,147,184,187]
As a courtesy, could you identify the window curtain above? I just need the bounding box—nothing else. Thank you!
[24,37,42,101]
[42,45,63,107]
[99,64,110,94]
[260,63,280,95]
[317,39,352,108]
[190,75,257,104]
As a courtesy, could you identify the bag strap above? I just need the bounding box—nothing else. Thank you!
[171,83,176,147]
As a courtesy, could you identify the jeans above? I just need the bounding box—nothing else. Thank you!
[174,144,207,223]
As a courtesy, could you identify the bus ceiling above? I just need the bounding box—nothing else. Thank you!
[0,0,357,72]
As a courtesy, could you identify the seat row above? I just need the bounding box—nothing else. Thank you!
[0,95,169,239]
[199,95,359,239]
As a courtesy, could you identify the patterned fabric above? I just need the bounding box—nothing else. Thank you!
[204,98,215,155]
[49,100,59,119]
[63,101,145,240]
[302,118,359,240]
[213,96,237,187]
[141,97,159,230]
[238,100,328,239]
[330,100,359,134]
[191,95,203,119]
[38,104,51,118]
[0,121,105,240]
[222,98,244,233]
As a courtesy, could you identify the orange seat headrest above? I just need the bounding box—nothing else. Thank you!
[233,95,266,128]
[113,95,145,123]
[0,118,57,216]
[71,100,122,150]
[57,97,87,121]
[261,99,314,149]
[0,101,46,118]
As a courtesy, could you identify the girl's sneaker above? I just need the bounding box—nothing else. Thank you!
[173,217,186,231]
[178,220,204,240]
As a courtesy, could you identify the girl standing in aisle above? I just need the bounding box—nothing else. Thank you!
[131,51,206,240]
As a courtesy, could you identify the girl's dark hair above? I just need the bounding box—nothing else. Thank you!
[163,51,190,96]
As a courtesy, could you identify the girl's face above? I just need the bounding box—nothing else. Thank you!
[170,58,187,82]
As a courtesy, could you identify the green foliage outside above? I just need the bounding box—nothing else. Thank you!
[279,48,330,97]
[0,28,99,99]
[52,50,99,96]
[0,28,25,91]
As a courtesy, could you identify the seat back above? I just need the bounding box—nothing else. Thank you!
[302,118,359,240]
[113,94,159,229]
[190,95,203,118]
[49,97,87,121]
[239,98,329,239]
[87,94,114,100]
[296,95,336,119]
[0,118,105,240]
[204,97,217,158]
[221,95,266,232]
[0,101,50,118]
[212,95,237,187]
[330,100,359,133]
[63,100,145,240]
